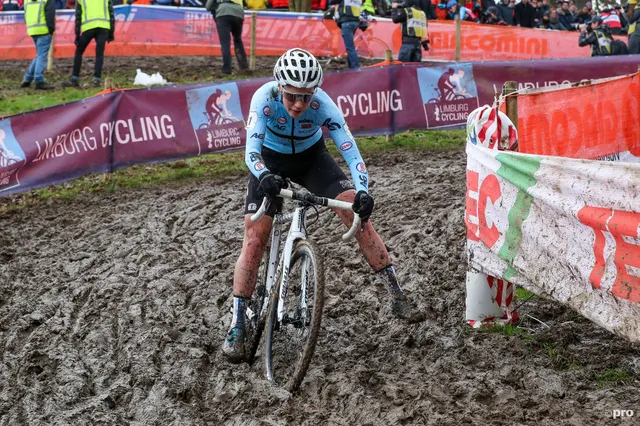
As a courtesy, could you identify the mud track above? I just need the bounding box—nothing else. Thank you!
[1,147,639,426]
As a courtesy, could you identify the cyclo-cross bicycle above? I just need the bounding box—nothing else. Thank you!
[241,186,361,392]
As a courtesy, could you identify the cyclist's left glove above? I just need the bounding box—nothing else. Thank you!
[352,190,374,222]
[258,173,287,198]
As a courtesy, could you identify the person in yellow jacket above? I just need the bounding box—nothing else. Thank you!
[61,0,115,88]
[21,0,56,90]
[391,0,430,62]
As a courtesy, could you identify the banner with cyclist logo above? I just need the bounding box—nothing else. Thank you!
[417,64,479,129]
[185,83,246,155]
[465,141,640,342]
[0,119,26,193]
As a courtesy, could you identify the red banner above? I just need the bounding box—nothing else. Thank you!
[0,6,611,61]
[517,73,640,160]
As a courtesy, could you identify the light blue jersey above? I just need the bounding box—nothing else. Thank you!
[244,81,369,194]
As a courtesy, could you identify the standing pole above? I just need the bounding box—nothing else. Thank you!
[250,12,257,70]
[47,33,55,72]
[502,80,518,151]
[455,15,461,63]
[384,49,393,65]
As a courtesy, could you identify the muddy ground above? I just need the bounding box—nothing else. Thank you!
[1,56,640,425]
[0,55,380,92]
[1,148,639,426]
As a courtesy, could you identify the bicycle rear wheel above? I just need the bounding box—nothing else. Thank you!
[264,239,325,392]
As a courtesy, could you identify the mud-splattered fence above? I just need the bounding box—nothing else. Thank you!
[465,73,640,342]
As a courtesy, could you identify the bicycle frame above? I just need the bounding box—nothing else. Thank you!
[259,203,310,324]
[252,189,361,324]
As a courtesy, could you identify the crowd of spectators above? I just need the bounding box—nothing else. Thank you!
[1,0,636,36]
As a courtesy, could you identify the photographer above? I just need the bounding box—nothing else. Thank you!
[579,17,614,56]
[391,0,430,62]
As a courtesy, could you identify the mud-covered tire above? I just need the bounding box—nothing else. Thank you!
[264,239,325,392]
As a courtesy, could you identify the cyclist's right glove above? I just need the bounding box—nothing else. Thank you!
[258,173,287,197]
[352,190,374,222]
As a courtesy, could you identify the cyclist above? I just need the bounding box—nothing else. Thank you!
[436,67,466,101]
[222,48,413,362]
[0,129,21,166]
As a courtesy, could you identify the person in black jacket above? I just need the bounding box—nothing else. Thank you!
[496,0,514,25]
[208,0,248,75]
[578,17,614,56]
[514,0,535,27]
[61,0,115,88]
[391,0,430,62]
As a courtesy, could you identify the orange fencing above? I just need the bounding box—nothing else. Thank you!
[0,6,605,61]
[515,73,640,160]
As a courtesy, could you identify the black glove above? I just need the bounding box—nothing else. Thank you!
[257,173,287,198]
[108,33,114,43]
[74,37,79,47]
[421,40,430,51]
[352,190,374,222]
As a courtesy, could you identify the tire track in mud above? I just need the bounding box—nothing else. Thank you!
[1,148,639,426]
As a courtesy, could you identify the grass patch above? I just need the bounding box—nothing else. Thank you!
[515,288,537,301]
[594,368,634,389]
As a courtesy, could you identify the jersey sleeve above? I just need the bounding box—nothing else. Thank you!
[317,91,370,194]
[244,86,271,180]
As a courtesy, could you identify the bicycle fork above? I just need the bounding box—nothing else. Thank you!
[277,207,308,326]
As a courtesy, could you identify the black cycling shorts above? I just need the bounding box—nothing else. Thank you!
[244,138,355,216]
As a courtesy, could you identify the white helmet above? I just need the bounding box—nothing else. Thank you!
[273,48,324,89]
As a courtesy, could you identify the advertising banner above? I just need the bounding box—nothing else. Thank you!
[515,73,640,161]
[0,6,624,61]
[465,141,640,341]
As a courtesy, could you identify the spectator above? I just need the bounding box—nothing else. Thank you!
[61,0,115,88]
[585,0,592,12]
[445,0,474,20]
[539,0,549,14]
[496,0,514,25]
[557,0,576,30]
[206,0,248,75]
[391,0,429,62]
[245,0,268,9]
[548,8,567,29]
[2,0,22,10]
[484,5,507,24]
[540,10,551,28]
[21,0,55,90]
[433,0,449,19]
[329,0,361,69]
[576,6,591,24]
[601,7,623,34]
[579,16,615,55]
[514,0,535,27]
[534,0,544,27]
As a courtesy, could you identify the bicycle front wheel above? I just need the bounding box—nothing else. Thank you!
[264,239,325,392]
